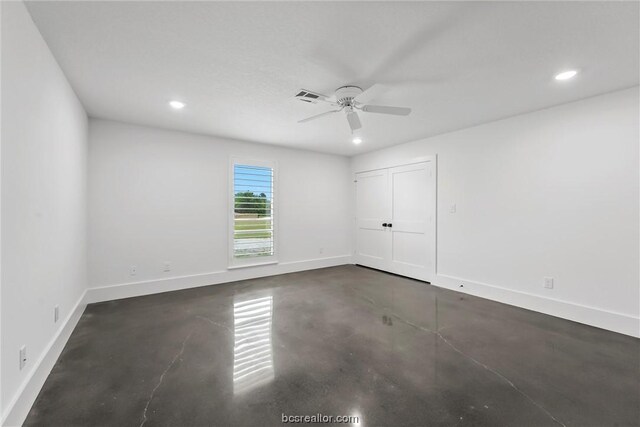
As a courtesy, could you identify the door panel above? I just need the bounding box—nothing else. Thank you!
[357,229,387,260]
[355,169,391,270]
[392,166,428,223]
[389,163,432,281]
[356,170,389,220]
[392,232,428,268]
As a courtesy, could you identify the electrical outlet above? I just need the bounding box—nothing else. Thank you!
[450,204,457,214]
[544,277,554,289]
[319,247,324,255]
[163,262,171,272]
[130,265,137,276]
[19,346,27,370]
[54,305,59,323]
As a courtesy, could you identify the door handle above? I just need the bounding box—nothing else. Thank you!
[382,223,388,227]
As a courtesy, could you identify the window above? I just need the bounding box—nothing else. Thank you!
[230,160,276,266]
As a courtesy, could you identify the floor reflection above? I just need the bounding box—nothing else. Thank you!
[233,295,274,394]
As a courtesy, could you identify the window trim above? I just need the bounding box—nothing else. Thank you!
[228,157,278,268]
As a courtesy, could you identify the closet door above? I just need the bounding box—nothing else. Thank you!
[354,168,391,271]
[355,161,435,282]
[387,162,434,282]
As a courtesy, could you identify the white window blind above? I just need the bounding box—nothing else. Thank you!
[232,164,275,259]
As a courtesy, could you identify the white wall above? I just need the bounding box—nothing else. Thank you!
[352,87,640,337]
[1,1,88,424]
[87,119,352,299]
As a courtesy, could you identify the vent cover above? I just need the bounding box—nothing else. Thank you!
[294,89,327,104]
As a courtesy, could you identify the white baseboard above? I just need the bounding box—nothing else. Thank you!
[86,255,353,304]
[434,273,639,338]
[1,291,87,427]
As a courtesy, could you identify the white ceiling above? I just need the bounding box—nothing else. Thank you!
[26,1,639,156]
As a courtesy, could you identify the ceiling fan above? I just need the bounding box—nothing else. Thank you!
[295,85,411,133]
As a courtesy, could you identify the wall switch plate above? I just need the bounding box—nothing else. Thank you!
[54,305,59,323]
[450,204,457,214]
[163,262,171,272]
[19,346,27,370]
[130,265,137,276]
[544,277,554,289]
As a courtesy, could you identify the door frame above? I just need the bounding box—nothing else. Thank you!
[353,155,437,282]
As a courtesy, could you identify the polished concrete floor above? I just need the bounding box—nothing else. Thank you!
[26,266,639,426]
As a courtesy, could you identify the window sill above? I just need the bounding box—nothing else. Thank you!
[228,260,279,270]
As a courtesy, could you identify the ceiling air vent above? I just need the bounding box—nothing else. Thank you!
[294,89,327,104]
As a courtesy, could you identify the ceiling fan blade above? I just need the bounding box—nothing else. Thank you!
[361,105,411,116]
[298,109,341,123]
[346,111,362,132]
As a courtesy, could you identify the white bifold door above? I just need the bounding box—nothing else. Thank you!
[355,161,435,282]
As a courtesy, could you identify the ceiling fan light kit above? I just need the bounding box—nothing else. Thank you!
[296,85,412,135]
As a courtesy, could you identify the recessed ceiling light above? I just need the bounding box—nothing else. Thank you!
[169,100,185,109]
[352,137,362,145]
[555,70,578,81]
